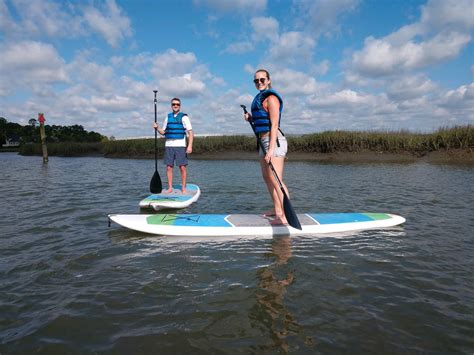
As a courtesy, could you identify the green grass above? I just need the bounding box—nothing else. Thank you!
[290,126,473,153]
[18,125,473,157]
[19,142,103,156]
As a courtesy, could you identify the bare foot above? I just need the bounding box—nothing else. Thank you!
[270,217,289,226]
[263,210,276,217]
[165,187,173,193]
[181,189,186,194]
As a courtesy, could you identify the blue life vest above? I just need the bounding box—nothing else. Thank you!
[165,112,186,139]
[250,89,283,135]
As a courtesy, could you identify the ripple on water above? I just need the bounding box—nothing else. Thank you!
[1,155,473,352]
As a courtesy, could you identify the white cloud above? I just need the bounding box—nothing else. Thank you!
[221,41,254,54]
[0,40,67,95]
[0,0,18,35]
[151,49,198,79]
[352,31,470,77]
[386,74,437,101]
[1,0,133,48]
[66,54,120,95]
[250,16,279,42]
[221,16,277,55]
[226,16,317,65]
[21,0,82,37]
[90,95,136,112]
[294,0,360,38]
[269,31,316,64]
[440,82,474,109]
[194,0,266,12]
[0,0,83,39]
[348,0,473,78]
[159,74,206,98]
[308,89,376,108]
[273,68,321,96]
[83,0,132,48]
[419,0,474,32]
[311,60,330,76]
[191,88,254,134]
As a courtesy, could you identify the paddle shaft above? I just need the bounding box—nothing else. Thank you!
[149,90,162,193]
[154,90,158,171]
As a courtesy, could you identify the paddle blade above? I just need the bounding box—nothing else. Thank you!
[283,194,302,230]
[150,170,162,194]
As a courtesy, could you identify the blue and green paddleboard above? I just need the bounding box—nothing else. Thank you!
[139,184,200,210]
[108,212,405,237]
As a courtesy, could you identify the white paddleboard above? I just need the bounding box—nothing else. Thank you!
[108,212,406,237]
[139,184,200,210]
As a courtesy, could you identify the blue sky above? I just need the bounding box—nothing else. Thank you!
[0,0,473,138]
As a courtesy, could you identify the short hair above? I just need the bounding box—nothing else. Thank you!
[171,98,181,104]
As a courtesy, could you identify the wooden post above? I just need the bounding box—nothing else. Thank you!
[38,113,48,163]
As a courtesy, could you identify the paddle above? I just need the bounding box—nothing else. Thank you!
[150,90,163,193]
[240,104,302,230]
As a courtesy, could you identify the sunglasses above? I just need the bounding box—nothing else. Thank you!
[171,103,180,106]
[253,78,267,85]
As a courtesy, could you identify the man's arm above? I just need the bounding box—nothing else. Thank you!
[186,130,193,154]
[153,118,167,135]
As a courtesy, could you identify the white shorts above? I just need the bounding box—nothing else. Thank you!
[259,135,287,158]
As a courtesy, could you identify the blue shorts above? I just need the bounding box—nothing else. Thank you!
[164,147,188,167]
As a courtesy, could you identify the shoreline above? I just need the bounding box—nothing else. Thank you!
[10,149,474,164]
[191,149,474,164]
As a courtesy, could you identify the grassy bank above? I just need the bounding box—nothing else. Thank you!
[290,125,473,153]
[0,147,20,153]
[19,142,103,157]
[18,125,473,158]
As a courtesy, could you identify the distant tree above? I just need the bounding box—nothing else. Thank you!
[109,136,116,141]
[0,117,106,145]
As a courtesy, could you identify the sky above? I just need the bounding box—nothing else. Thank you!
[0,0,473,138]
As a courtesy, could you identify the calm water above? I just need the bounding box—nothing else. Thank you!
[1,152,473,353]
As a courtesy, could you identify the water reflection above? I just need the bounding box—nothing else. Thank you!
[251,236,300,353]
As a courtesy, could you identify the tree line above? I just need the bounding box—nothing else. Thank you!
[0,117,106,146]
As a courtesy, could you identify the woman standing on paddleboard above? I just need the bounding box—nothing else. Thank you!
[244,69,289,226]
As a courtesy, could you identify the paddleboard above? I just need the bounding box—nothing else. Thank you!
[108,212,405,237]
[139,184,200,210]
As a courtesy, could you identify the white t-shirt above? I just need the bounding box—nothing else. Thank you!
[162,114,192,147]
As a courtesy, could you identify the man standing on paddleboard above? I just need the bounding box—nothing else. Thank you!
[153,98,193,193]
[244,69,290,226]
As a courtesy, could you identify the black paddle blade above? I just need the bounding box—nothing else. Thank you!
[283,194,302,230]
[150,170,162,194]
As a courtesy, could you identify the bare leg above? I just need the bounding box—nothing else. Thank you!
[166,165,173,193]
[271,157,290,225]
[179,165,187,193]
[260,157,289,225]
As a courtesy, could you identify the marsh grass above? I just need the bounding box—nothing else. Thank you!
[19,142,103,156]
[290,126,473,153]
[19,125,473,157]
